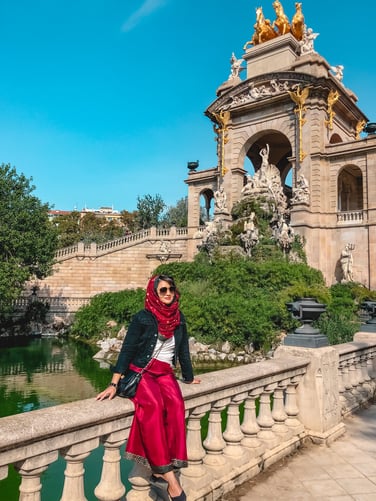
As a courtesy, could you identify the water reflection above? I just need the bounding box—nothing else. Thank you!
[0,336,114,501]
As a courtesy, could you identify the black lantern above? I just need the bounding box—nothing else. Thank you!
[284,297,328,348]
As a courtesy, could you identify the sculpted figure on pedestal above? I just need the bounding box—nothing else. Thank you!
[340,243,355,282]
[291,174,310,204]
[214,185,228,212]
[228,52,244,80]
[299,25,319,55]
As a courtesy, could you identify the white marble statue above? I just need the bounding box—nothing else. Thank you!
[228,52,244,80]
[240,212,259,256]
[340,243,354,282]
[291,174,310,204]
[330,65,344,82]
[299,25,319,55]
[214,185,228,212]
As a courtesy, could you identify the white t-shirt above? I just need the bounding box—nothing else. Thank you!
[152,336,175,365]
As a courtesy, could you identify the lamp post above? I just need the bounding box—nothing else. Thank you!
[284,297,328,348]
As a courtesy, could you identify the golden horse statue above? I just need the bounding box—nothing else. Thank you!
[251,6,278,45]
[272,0,290,35]
[291,2,305,41]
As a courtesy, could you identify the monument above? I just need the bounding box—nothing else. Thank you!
[185,1,376,289]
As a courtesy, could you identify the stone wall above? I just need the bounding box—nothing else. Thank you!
[34,227,198,302]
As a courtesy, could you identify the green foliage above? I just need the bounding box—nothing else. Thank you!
[154,254,327,351]
[55,211,124,248]
[69,242,370,352]
[0,163,58,313]
[315,283,366,344]
[161,197,188,227]
[136,194,166,229]
[70,289,145,339]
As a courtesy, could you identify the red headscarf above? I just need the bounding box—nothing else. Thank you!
[144,275,181,339]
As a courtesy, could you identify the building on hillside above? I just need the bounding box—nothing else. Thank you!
[185,1,376,289]
[48,206,123,225]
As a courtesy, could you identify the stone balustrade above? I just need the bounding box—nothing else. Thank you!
[337,210,365,224]
[53,227,191,263]
[1,337,376,501]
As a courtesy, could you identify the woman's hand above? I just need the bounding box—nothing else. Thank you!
[96,385,117,401]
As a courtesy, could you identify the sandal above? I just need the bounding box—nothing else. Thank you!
[169,491,186,501]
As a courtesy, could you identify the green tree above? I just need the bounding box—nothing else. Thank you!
[161,197,188,227]
[55,211,81,247]
[120,209,139,233]
[136,194,166,229]
[0,164,58,312]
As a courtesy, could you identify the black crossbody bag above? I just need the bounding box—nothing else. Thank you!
[117,340,165,398]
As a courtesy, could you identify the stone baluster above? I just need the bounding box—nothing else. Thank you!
[181,404,212,495]
[337,362,348,415]
[355,353,368,403]
[127,463,153,501]
[341,361,356,411]
[240,390,265,458]
[15,451,58,501]
[348,355,362,404]
[284,377,304,436]
[223,393,249,465]
[272,380,291,442]
[360,353,373,400]
[94,431,127,501]
[256,385,279,449]
[367,350,376,382]
[60,438,99,501]
[203,398,229,471]
[366,352,376,391]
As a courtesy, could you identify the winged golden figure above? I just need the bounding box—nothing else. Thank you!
[288,85,310,108]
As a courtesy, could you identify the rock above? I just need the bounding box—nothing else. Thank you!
[221,341,232,354]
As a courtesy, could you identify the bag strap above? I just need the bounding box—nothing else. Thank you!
[139,337,166,375]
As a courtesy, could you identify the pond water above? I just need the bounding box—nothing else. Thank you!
[0,336,129,501]
[0,336,227,501]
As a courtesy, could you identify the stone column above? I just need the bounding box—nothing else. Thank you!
[203,398,229,471]
[94,431,127,501]
[15,451,58,501]
[60,438,99,501]
[274,346,345,444]
[181,404,212,494]
[223,395,249,465]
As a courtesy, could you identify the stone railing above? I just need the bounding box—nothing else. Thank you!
[54,227,192,262]
[337,210,365,224]
[1,337,376,501]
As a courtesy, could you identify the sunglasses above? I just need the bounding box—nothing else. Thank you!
[158,286,176,295]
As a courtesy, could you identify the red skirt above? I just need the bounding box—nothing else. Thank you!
[124,358,188,473]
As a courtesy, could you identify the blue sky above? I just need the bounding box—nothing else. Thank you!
[0,1,375,212]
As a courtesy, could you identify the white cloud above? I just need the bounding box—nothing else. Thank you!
[122,0,167,32]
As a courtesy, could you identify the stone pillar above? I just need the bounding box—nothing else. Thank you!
[94,431,127,501]
[60,438,99,501]
[15,451,58,501]
[274,346,345,444]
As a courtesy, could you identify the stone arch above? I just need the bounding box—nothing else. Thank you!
[330,133,343,144]
[238,129,293,198]
[200,188,214,222]
[337,165,363,211]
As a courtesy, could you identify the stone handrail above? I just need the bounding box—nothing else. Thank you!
[1,339,376,501]
[54,227,193,262]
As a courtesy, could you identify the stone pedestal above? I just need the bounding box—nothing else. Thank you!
[274,345,345,444]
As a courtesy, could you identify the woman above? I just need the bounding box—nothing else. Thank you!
[97,274,200,501]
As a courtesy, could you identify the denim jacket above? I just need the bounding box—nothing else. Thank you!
[111,309,194,383]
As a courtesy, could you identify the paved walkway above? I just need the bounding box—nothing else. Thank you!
[223,404,376,501]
